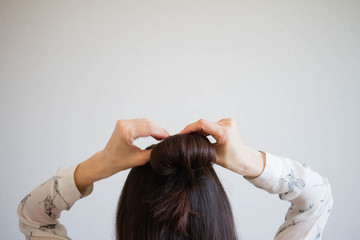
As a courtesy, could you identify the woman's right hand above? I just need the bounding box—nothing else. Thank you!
[75,118,169,194]
[178,118,265,178]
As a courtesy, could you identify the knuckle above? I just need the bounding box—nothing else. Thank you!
[227,118,235,124]
[198,118,207,125]
[116,119,124,128]
[116,120,129,135]
[197,119,207,130]
[141,118,151,126]
[144,119,152,128]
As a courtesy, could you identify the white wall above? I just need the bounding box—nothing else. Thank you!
[1,0,359,239]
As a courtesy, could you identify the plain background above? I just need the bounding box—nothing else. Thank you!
[1,0,359,239]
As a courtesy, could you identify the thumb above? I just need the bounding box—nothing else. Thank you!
[133,149,152,166]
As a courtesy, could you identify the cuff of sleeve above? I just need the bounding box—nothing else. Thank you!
[245,151,283,189]
[53,164,94,210]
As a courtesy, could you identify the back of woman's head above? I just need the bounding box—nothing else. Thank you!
[116,133,237,240]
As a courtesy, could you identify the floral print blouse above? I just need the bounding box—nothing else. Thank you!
[17,151,333,239]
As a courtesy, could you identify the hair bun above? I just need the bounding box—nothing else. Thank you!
[149,133,215,176]
[147,133,216,235]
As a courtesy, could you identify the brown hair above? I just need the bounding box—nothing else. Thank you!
[116,133,238,240]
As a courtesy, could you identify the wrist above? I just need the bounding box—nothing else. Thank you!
[241,146,266,178]
[74,150,106,195]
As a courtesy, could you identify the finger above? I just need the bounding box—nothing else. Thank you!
[178,119,223,142]
[132,119,170,141]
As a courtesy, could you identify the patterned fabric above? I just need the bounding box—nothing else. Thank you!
[245,152,333,239]
[17,152,333,240]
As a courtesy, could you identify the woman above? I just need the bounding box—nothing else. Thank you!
[17,118,333,239]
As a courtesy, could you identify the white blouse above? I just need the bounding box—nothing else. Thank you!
[16,152,333,239]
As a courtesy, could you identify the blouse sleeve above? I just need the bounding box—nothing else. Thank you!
[246,151,333,240]
[16,164,93,240]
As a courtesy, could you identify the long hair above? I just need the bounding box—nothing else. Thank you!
[116,133,238,240]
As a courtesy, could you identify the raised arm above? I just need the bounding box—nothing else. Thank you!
[178,118,333,239]
[16,161,93,240]
[246,151,333,239]
[17,118,169,239]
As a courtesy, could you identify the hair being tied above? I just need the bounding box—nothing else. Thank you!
[149,134,216,235]
[150,133,215,176]
[116,133,238,240]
